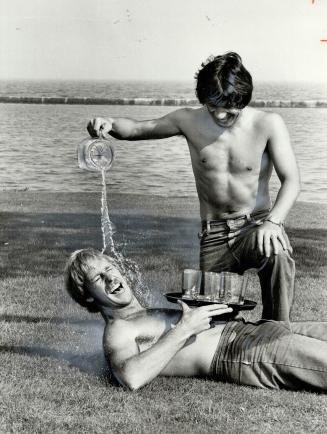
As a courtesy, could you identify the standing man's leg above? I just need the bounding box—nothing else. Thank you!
[258,248,295,321]
[200,217,295,321]
[199,222,239,273]
[232,225,295,321]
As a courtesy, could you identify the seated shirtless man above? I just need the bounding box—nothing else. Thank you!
[86,52,300,322]
[64,248,327,392]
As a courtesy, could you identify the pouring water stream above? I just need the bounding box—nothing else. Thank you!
[77,137,149,303]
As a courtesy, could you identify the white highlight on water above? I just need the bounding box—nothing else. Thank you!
[100,169,150,304]
[100,169,113,255]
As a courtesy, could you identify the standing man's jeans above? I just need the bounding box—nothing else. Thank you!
[199,210,295,321]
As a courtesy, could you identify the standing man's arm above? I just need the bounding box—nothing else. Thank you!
[257,113,301,257]
[87,109,187,141]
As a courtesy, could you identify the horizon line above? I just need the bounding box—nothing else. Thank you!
[0,77,326,84]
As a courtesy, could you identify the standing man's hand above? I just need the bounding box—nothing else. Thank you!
[256,220,288,257]
[87,117,113,138]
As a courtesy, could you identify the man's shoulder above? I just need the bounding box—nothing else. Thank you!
[245,107,284,130]
[166,107,203,134]
[170,106,202,121]
[244,106,270,119]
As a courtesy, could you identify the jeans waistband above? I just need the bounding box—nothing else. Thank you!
[202,209,269,227]
[210,320,243,379]
[201,209,269,232]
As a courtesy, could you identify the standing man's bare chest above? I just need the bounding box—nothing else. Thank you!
[188,123,269,176]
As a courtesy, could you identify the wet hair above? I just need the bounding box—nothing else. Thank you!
[64,248,118,313]
[195,52,253,109]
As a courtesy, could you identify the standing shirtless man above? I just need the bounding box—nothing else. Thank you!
[87,52,300,321]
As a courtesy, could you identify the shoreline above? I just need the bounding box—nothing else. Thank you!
[0,190,326,229]
[1,189,326,206]
[1,96,327,107]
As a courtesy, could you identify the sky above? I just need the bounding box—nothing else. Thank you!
[0,0,327,82]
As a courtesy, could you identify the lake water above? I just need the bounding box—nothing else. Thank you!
[0,80,327,203]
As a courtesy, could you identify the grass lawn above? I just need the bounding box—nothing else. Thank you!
[0,191,326,434]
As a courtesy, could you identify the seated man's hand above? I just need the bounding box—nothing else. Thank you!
[256,221,288,257]
[177,301,233,336]
[87,117,113,138]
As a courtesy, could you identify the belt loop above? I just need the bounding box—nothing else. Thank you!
[206,221,211,234]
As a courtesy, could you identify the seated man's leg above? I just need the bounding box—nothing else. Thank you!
[289,321,327,341]
[233,227,295,321]
[212,320,327,392]
[272,321,327,391]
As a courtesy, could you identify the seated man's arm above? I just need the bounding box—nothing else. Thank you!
[105,303,232,390]
[87,109,189,141]
[104,319,191,391]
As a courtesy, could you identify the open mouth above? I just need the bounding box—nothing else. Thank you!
[216,113,239,126]
[218,112,236,121]
[106,282,124,295]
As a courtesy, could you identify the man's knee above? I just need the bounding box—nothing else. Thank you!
[265,248,294,267]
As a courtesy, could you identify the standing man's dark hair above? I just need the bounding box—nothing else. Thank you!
[195,52,253,109]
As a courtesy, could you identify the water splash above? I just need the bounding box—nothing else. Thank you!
[100,169,149,304]
[77,137,150,304]
[100,169,114,255]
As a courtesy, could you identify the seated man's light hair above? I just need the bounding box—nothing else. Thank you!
[64,248,117,313]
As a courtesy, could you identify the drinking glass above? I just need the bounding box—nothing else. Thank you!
[182,269,202,299]
[219,272,246,304]
[203,271,221,301]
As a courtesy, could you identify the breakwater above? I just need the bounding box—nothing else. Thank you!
[1,96,327,108]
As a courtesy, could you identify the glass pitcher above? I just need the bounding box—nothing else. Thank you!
[77,137,115,172]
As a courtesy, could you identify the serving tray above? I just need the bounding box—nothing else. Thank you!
[165,292,257,312]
